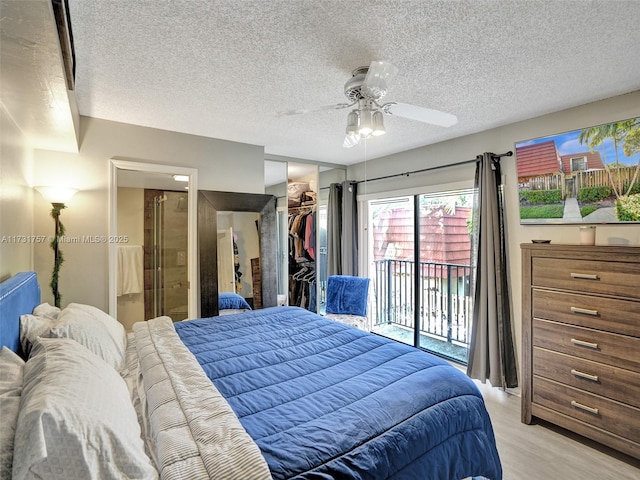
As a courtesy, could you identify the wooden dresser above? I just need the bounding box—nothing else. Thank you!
[521,243,640,459]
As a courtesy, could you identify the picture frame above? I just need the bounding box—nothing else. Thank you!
[515,116,640,224]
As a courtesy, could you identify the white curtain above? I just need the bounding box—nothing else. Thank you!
[467,153,518,389]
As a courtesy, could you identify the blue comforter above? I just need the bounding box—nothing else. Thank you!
[175,306,502,480]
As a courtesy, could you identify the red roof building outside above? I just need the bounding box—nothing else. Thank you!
[516,140,563,179]
[372,205,472,277]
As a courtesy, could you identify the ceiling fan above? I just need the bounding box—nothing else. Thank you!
[277,61,458,148]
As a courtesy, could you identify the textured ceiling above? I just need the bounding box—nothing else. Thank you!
[67,0,640,168]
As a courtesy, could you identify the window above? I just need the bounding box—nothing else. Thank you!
[571,156,587,172]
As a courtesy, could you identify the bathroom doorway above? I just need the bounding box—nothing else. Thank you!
[109,160,197,329]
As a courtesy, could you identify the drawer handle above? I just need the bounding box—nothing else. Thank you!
[570,369,599,382]
[570,338,599,350]
[571,400,599,415]
[570,273,600,280]
[570,306,599,316]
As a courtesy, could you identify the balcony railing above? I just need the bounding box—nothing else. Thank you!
[372,259,474,353]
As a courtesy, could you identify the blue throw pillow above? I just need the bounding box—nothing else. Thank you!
[219,293,252,310]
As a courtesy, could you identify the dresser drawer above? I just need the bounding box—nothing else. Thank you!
[533,347,640,407]
[533,377,640,442]
[532,289,640,337]
[533,318,640,372]
[532,257,640,300]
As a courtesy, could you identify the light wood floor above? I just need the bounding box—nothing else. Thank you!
[475,382,640,480]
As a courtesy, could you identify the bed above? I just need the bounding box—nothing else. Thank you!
[0,272,502,480]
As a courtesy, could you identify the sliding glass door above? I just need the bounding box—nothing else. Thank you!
[369,196,415,346]
[368,189,474,364]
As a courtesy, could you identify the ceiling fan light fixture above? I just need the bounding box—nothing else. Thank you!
[279,60,457,147]
[358,109,373,137]
[371,110,386,136]
[345,111,359,135]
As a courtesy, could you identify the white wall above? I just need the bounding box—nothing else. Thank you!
[116,187,144,330]
[0,105,34,280]
[32,116,266,310]
[348,90,640,378]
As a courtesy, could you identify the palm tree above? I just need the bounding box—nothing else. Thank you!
[579,119,639,198]
[622,124,640,194]
[623,125,640,157]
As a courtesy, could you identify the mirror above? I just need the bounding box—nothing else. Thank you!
[198,190,277,317]
[286,162,319,312]
[109,160,198,328]
[216,211,260,300]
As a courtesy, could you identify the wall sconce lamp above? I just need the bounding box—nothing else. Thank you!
[36,186,78,307]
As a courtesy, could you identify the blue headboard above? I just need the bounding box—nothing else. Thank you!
[0,272,40,356]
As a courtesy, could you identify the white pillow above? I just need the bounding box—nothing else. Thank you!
[0,347,24,480]
[50,303,127,372]
[12,338,157,480]
[32,302,61,320]
[19,314,57,357]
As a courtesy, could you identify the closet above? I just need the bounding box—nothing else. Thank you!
[287,163,318,312]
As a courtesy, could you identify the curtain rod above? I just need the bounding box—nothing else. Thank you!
[354,150,513,185]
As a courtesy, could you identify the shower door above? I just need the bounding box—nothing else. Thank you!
[146,189,189,321]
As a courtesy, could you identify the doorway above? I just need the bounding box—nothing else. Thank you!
[109,160,197,329]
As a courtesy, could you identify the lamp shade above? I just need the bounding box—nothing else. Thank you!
[371,111,386,136]
[345,111,359,134]
[36,186,78,204]
[358,109,373,137]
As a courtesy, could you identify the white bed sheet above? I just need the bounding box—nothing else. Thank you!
[219,308,251,316]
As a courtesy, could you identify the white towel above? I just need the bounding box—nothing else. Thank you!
[117,245,143,296]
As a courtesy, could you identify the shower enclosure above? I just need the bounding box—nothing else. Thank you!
[146,189,189,321]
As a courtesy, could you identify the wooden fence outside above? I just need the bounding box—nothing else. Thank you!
[524,166,638,198]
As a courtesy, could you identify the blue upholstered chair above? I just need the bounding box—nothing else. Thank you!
[324,275,371,331]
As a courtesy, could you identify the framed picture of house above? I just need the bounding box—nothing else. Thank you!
[515,116,640,224]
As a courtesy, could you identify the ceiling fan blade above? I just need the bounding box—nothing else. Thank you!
[362,61,398,99]
[275,103,351,117]
[385,102,458,127]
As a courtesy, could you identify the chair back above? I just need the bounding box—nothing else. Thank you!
[325,275,370,316]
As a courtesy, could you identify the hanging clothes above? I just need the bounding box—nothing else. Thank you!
[288,208,317,310]
[288,209,316,262]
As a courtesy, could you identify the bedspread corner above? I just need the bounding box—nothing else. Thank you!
[133,317,272,480]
